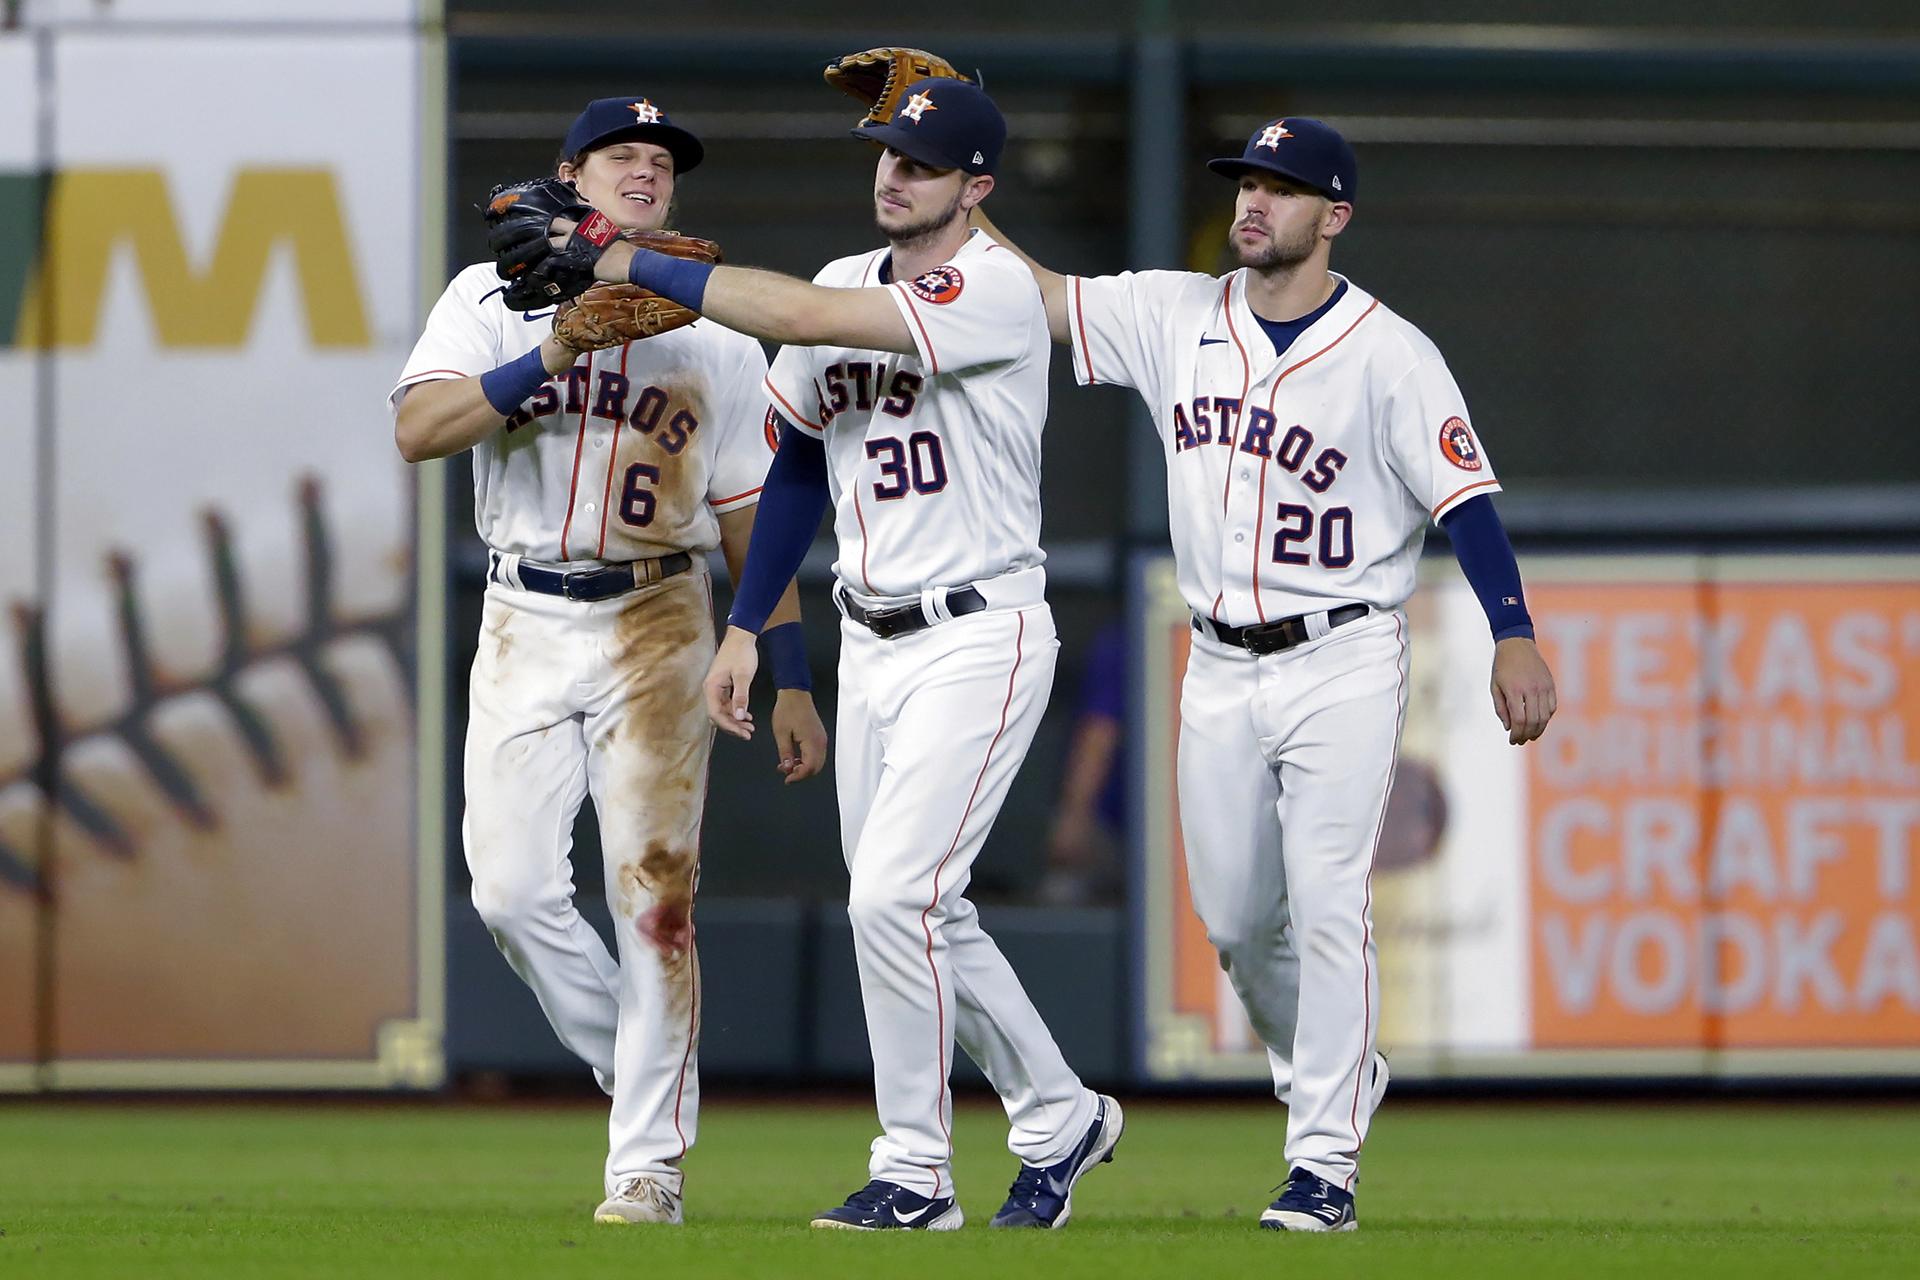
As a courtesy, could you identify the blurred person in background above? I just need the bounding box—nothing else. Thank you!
[1040,618,1128,906]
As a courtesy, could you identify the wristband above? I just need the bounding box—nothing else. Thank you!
[627,248,716,310]
[761,622,811,691]
[478,347,551,417]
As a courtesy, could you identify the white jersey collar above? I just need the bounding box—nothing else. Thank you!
[1225,269,1377,370]
[868,226,996,285]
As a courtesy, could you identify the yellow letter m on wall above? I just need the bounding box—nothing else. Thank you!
[17,168,371,349]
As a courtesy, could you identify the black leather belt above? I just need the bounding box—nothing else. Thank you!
[1195,603,1369,655]
[838,584,988,640]
[493,550,693,602]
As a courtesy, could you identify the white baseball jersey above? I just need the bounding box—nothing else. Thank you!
[391,263,775,562]
[1064,269,1498,625]
[762,229,1048,598]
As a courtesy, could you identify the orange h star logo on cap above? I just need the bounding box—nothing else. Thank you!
[1256,122,1293,150]
[630,99,663,123]
[899,91,938,124]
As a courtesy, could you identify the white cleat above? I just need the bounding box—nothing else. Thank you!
[594,1176,684,1225]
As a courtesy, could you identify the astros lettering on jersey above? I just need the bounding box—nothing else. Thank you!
[392,263,775,561]
[1064,270,1498,624]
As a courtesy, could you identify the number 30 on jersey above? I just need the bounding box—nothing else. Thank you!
[866,431,949,501]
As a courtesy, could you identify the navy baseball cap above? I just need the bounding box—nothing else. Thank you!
[1208,117,1355,203]
[563,96,704,174]
[852,78,1005,176]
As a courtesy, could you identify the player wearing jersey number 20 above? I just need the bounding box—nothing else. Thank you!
[392,96,827,1227]
[974,116,1556,1231]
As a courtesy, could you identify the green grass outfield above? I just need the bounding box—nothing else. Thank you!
[2,1097,1916,1278]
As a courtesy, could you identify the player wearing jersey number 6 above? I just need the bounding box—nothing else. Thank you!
[972,117,1556,1231]
[552,74,1124,1232]
[392,96,827,1227]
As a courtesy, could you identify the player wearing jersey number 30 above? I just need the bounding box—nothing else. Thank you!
[548,75,1124,1232]
[975,117,1556,1231]
[391,96,827,1227]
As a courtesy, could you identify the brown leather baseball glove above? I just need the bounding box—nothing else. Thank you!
[550,229,723,350]
[553,285,696,350]
[824,47,972,126]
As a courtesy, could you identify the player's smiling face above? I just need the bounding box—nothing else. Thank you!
[1230,172,1348,270]
[872,147,990,243]
[560,140,676,233]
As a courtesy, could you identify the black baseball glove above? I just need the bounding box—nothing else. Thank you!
[482,177,623,311]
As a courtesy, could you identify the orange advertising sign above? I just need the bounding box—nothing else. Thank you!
[1529,579,1920,1048]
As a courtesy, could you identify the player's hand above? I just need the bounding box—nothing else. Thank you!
[703,626,760,740]
[548,217,637,283]
[770,689,829,784]
[1490,635,1556,746]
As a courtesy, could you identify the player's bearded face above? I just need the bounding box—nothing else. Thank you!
[564,142,676,233]
[873,152,969,243]
[1230,180,1329,270]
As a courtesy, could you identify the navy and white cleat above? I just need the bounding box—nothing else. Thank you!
[989,1094,1125,1229]
[1260,1166,1358,1232]
[811,1179,964,1231]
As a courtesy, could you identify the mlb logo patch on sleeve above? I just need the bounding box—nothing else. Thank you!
[907,266,965,305]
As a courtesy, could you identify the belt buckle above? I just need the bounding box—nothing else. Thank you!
[560,571,589,601]
[864,603,914,638]
[1241,628,1280,656]
[1243,618,1301,656]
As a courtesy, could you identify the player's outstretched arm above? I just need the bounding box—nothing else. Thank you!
[551,222,918,355]
[716,505,828,783]
[969,207,1070,345]
[689,262,916,353]
[394,334,579,462]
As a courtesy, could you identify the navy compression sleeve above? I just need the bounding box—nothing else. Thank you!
[1438,494,1534,642]
[726,419,829,635]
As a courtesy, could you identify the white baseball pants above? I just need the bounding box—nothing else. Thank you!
[462,569,714,1198]
[1176,608,1409,1190]
[835,596,1098,1199]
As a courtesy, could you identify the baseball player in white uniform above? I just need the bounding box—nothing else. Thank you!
[975,117,1557,1231]
[547,77,1124,1232]
[391,97,827,1226]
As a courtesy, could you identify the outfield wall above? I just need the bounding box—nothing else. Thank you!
[0,0,445,1090]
